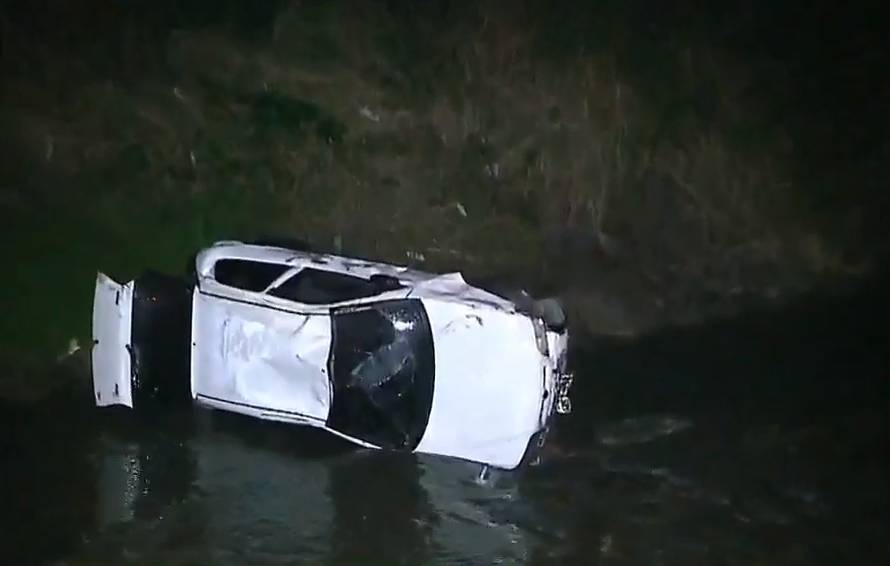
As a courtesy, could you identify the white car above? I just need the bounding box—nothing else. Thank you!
[91,241,572,469]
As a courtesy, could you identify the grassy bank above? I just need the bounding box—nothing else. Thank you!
[0,1,871,387]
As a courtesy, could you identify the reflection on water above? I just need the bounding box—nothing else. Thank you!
[1,278,888,565]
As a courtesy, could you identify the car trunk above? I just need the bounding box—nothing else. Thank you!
[91,271,192,408]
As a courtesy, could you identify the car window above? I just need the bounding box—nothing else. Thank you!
[268,268,401,305]
[214,259,289,292]
[326,299,435,450]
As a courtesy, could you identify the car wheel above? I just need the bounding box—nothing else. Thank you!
[536,297,567,331]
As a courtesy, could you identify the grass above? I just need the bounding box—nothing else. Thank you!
[0,0,866,385]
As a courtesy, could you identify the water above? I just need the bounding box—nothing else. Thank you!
[2,282,888,565]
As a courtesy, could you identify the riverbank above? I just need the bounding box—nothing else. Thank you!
[1,1,879,399]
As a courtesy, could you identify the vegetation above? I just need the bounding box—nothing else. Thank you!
[1,0,882,386]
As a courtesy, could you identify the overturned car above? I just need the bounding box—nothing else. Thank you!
[92,241,572,469]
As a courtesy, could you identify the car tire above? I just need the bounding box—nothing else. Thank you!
[536,297,567,331]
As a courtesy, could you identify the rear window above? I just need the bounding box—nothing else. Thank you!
[326,299,435,450]
[214,259,288,292]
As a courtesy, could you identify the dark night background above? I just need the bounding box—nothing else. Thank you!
[0,1,888,564]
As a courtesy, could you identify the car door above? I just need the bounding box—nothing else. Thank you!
[191,292,334,424]
[92,273,135,407]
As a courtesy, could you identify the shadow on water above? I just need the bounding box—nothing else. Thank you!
[528,269,889,564]
[1,391,533,564]
[572,276,889,427]
[1,270,888,565]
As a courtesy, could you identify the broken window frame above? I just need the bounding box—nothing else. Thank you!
[212,259,291,293]
[266,267,387,305]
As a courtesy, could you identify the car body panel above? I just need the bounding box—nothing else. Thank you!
[194,243,510,312]
[190,290,332,425]
[92,273,134,408]
[416,300,547,469]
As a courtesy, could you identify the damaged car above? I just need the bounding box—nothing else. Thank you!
[91,241,572,469]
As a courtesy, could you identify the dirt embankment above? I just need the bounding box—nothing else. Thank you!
[1,1,875,398]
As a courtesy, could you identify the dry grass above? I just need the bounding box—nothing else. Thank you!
[3,3,841,276]
[0,0,858,371]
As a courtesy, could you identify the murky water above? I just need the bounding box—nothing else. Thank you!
[2,284,888,565]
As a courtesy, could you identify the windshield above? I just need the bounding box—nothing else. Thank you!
[326,299,435,450]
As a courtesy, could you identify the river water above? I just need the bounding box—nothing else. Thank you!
[2,281,888,565]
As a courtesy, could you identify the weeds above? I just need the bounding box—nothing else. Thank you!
[0,0,859,374]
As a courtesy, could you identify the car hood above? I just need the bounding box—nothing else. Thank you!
[416,299,547,469]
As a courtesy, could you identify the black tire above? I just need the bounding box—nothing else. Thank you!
[536,297,567,332]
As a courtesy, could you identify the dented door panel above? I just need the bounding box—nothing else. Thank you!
[190,291,333,423]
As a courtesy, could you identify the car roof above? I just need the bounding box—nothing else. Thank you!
[195,241,518,312]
